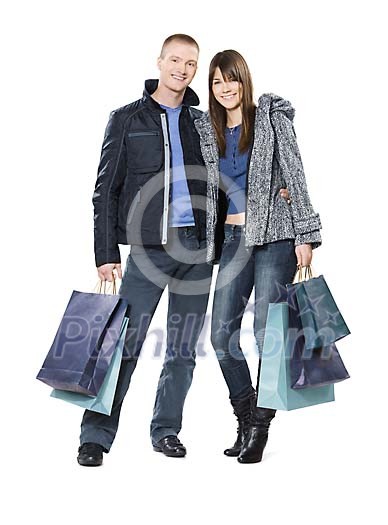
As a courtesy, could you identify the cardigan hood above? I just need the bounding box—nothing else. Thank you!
[194,93,322,264]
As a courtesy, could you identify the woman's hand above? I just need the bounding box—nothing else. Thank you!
[295,244,312,267]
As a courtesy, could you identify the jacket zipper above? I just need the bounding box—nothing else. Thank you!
[160,113,170,244]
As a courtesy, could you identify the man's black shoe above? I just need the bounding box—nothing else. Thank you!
[153,435,186,458]
[77,442,104,466]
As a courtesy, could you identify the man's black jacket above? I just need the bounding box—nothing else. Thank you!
[92,79,209,267]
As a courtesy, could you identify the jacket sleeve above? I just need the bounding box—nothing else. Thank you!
[92,110,127,267]
[271,111,322,249]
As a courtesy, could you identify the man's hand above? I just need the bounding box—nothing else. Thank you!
[295,244,312,267]
[97,263,122,282]
[279,188,291,203]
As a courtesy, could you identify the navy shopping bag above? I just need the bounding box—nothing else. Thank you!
[287,269,350,389]
[286,265,350,350]
[37,280,129,396]
[50,316,129,415]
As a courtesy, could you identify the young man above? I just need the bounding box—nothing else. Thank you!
[77,34,212,466]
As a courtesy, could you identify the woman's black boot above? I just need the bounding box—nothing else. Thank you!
[224,391,256,457]
[237,404,277,464]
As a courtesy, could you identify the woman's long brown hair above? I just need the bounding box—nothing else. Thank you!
[208,50,256,157]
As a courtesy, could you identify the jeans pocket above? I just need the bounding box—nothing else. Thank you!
[267,239,295,263]
[223,226,235,245]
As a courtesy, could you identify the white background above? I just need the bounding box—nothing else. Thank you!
[1,0,387,523]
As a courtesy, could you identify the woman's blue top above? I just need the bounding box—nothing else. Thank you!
[219,125,250,215]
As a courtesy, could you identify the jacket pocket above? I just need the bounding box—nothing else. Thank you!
[270,190,294,236]
[275,190,291,211]
[126,131,163,174]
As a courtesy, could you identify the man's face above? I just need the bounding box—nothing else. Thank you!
[157,41,198,93]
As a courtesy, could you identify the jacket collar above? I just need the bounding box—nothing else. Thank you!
[142,79,200,112]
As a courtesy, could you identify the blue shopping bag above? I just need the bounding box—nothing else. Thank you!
[50,316,129,415]
[257,303,335,411]
[37,283,129,396]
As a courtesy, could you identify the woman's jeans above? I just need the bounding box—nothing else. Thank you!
[211,224,298,410]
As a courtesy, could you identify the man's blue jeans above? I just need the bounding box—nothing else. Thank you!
[80,226,212,450]
[211,224,298,405]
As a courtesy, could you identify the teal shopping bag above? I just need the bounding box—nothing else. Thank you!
[50,316,129,415]
[257,303,334,411]
[286,265,350,350]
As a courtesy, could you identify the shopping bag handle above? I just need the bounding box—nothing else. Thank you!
[292,264,314,283]
[93,276,117,295]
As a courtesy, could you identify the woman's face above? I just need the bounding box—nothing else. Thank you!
[211,67,243,110]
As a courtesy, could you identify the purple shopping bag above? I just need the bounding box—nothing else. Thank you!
[37,286,129,395]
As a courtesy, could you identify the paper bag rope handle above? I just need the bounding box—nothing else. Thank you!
[93,275,117,295]
[292,264,314,284]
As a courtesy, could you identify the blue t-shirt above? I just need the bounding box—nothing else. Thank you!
[219,125,249,214]
[160,104,195,227]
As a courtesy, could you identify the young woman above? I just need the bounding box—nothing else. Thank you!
[194,50,322,463]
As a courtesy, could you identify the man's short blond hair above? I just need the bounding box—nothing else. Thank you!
[160,34,199,58]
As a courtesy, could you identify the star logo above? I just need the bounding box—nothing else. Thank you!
[272,280,290,304]
[285,283,300,312]
[297,292,326,318]
[325,309,343,326]
[215,319,233,335]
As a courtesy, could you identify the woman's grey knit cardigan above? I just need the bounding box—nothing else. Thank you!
[194,93,323,264]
